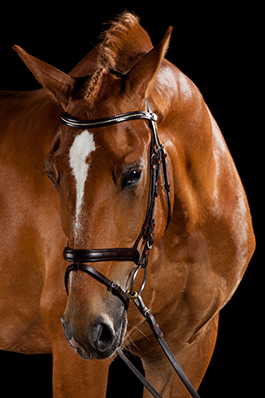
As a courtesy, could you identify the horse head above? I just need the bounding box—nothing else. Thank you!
[14,15,173,360]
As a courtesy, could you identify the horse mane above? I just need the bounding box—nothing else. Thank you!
[85,12,153,102]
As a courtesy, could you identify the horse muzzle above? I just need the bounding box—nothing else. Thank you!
[61,310,127,360]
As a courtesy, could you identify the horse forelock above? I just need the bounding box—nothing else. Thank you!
[85,12,153,103]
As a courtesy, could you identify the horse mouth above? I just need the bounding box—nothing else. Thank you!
[68,336,91,359]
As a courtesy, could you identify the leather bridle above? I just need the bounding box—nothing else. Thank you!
[60,100,200,398]
[61,99,171,309]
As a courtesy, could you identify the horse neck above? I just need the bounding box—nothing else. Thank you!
[154,61,216,232]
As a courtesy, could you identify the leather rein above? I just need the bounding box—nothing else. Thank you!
[60,100,200,398]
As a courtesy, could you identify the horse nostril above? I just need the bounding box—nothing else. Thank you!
[94,320,115,353]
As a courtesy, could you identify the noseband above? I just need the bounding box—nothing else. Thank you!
[61,99,171,309]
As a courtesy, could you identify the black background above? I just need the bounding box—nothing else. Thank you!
[0,2,261,397]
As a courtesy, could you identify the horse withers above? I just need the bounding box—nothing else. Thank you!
[0,12,255,397]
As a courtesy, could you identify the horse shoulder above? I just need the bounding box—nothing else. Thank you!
[204,108,255,299]
[158,62,255,315]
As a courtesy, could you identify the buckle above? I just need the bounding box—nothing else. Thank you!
[151,113,158,122]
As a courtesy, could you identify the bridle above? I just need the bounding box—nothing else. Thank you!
[60,100,200,398]
[61,99,171,309]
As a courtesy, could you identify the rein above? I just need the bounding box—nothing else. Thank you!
[61,100,200,398]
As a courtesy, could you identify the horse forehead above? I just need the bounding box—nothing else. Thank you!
[98,123,149,158]
[68,129,97,242]
[67,121,149,169]
[69,130,96,171]
[69,130,97,209]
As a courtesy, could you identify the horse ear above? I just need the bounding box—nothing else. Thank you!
[125,26,173,99]
[13,45,77,109]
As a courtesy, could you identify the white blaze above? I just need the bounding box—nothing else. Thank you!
[69,130,96,239]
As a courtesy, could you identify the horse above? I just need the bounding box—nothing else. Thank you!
[0,12,255,397]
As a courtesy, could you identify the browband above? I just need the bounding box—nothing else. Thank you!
[60,110,157,129]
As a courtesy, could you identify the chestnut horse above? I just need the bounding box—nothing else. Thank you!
[0,13,255,397]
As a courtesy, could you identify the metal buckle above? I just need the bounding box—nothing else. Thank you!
[151,113,158,122]
[127,266,147,300]
[127,291,139,299]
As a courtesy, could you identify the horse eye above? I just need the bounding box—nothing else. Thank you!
[44,161,59,188]
[129,170,141,181]
[126,169,142,186]
[46,173,56,188]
